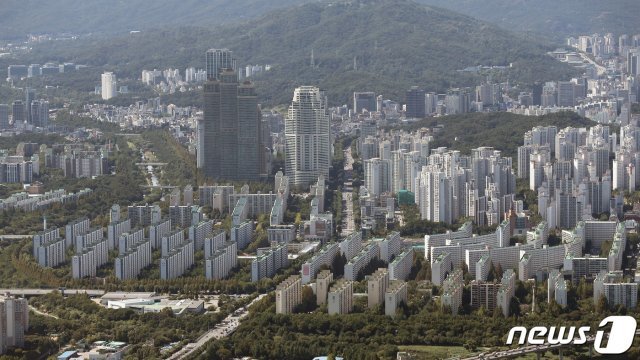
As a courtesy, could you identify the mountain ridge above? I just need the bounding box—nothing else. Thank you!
[416,0,640,39]
[25,0,578,105]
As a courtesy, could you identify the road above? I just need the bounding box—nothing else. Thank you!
[341,146,356,236]
[168,294,267,360]
[29,305,59,319]
[574,49,607,76]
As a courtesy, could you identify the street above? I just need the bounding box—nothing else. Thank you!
[341,146,356,236]
[167,294,267,359]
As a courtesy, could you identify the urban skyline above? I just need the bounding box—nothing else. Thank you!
[1,1,640,359]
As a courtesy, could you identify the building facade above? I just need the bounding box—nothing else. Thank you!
[285,86,331,190]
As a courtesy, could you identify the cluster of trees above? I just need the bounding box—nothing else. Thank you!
[0,133,65,153]
[398,204,457,237]
[0,136,145,236]
[400,111,592,159]
[195,276,640,360]
[53,110,121,133]
[140,130,202,187]
[23,292,254,359]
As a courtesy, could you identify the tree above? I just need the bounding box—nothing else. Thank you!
[509,297,521,317]
[464,339,479,351]
[596,295,609,313]
[331,253,347,277]
[295,286,317,313]
[216,348,232,360]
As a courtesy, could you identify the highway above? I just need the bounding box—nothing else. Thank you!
[574,50,607,76]
[341,146,356,236]
[461,329,640,359]
[0,235,33,241]
[168,294,267,360]
[0,288,105,297]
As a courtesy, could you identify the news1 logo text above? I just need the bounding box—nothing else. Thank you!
[506,316,637,354]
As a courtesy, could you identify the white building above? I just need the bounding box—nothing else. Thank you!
[160,240,195,280]
[0,296,29,354]
[328,280,353,315]
[594,271,638,309]
[564,254,608,282]
[107,218,131,251]
[65,217,90,248]
[344,243,379,281]
[275,275,302,314]
[301,243,339,284]
[367,268,389,308]
[205,240,238,280]
[316,270,333,305]
[189,219,213,251]
[161,229,185,257]
[32,227,60,258]
[364,158,392,196]
[251,243,288,282]
[389,249,413,281]
[231,221,254,250]
[431,252,452,286]
[284,86,331,190]
[204,230,227,258]
[149,218,171,250]
[268,225,297,244]
[496,269,516,317]
[101,72,117,100]
[115,238,152,280]
[441,269,463,315]
[37,237,66,268]
[339,232,363,261]
[375,231,403,263]
[117,228,145,255]
[385,281,408,318]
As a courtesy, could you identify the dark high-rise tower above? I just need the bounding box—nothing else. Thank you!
[25,87,35,124]
[31,100,49,128]
[532,82,542,106]
[0,104,9,129]
[353,92,376,114]
[202,69,262,181]
[206,49,237,80]
[12,100,25,124]
[405,86,426,118]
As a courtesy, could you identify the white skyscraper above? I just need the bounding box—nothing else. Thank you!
[285,86,331,189]
[101,72,116,100]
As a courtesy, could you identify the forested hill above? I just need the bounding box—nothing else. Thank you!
[0,0,309,40]
[26,0,578,106]
[400,111,594,158]
[417,0,640,40]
